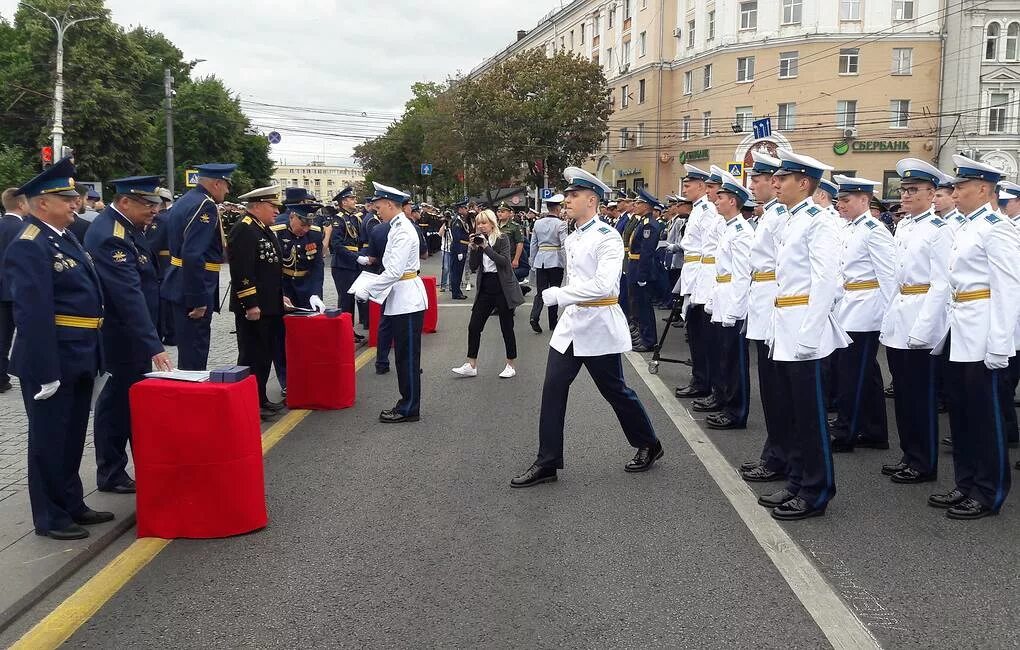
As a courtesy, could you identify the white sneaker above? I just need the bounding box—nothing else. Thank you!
[452,363,477,377]
[499,365,516,378]
[465,283,473,291]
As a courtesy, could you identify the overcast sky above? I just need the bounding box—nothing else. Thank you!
[0,0,560,165]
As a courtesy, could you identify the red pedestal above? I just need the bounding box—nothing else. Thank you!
[422,275,438,334]
[368,300,382,347]
[130,375,267,539]
[285,313,356,409]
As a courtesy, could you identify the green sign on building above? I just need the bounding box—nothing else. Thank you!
[833,140,910,156]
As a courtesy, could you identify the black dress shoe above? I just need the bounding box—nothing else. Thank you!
[375,366,390,375]
[379,409,419,423]
[830,438,855,453]
[353,332,366,342]
[0,380,12,393]
[72,509,115,525]
[452,295,468,300]
[99,479,136,494]
[675,385,711,399]
[740,459,763,472]
[772,497,826,520]
[854,437,890,450]
[946,498,998,520]
[632,344,653,353]
[758,488,796,508]
[261,400,286,413]
[691,397,721,412]
[260,408,281,422]
[890,467,937,484]
[625,441,663,473]
[706,413,744,430]
[510,463,557,488]
[1016,460,1020,471]
[928,488,967,509]
[530,319,542,333]
[742,465,785,482]
[36,524,89,540]
[881,462,908,477]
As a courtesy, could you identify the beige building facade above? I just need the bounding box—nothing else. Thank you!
[473,0,946,199]
[271,161,365,201]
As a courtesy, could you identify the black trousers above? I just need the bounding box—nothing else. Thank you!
[158,297,175,346]
[173,303,212,371]
[630,279,657,348]
[944,360,1012,510]
[1002,355,1019,444]
[331,267,359,317]
[685,302,711,393]
[716,321,750,425]
[94,360,150,489]
[833,331,888,444]
[529,266,564,327]
[235,313,282,406]
[468,273,517,360]
[449,255,467,299]
[0,300,13,384]
[22,374,92,532]
[705,317,724,401]
[775,358,836,509]
[536,345,658,469]
[886,347,940,476]
[389,310,424,417]
[755,340,791,473]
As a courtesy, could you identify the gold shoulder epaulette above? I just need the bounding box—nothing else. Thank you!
[309,225,322,232]
[19,224,39,240]
[241,215,253,225]
[270,224,286,231]
[112,221,125,239]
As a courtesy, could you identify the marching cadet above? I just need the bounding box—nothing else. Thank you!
[688,167,726,413]
[146,187,175,346]
[933,172,967,232]
[4,158,112,540]
[818,177,848,415]
[528,197,568,333]
[230,186,291,421]
[879,159,954,484]
[1000,181,1020,459]
[829,175,897,453]
[739,152,792,482]
[627,187,663,352]
[353,183,429,423]
[329,186,367,342]
[511,167,662,488]
[673,165,717,399]
[928,155,1020,519]
[161,163,235,370]
[84,176,174,495]
[760,149,849,521]
[704,171,754,430]
[448,199,471,300]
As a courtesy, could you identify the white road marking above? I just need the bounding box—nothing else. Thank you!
[625,352,883,650]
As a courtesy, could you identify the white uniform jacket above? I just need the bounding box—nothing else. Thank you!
[746,199,787,341]
[938,203,1020,362]
[769,198,851,362]
[1011,215,1020,350]
[676,197,716,296]
[880,210,953,350]
[836,212,898,332]
[529,215,567,269]
[944,208,968,234]
[364,214,429,316]
[711,215,754,325]
[544,217,631,356]
[694,213,725,308]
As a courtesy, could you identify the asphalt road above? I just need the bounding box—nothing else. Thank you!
[61,258,1020,648]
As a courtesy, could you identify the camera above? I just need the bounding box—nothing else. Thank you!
[471,234,486,246]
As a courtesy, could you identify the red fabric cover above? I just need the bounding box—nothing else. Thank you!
[130,375,267,539]
[422,275,438,334]
[368,300,381,347]
[285,313,356,409]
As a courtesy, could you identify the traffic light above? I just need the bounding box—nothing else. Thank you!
[40,146,53,168]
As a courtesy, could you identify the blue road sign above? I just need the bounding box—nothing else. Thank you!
[727,162,744,177]
[268,131,282,144]
[420,163,433,176]
[540,187,553,200]
[752,118,772,139]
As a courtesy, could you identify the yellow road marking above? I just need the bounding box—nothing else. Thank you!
[11,347,377,649]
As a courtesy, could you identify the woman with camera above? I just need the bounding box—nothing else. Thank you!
[451,209,525,378]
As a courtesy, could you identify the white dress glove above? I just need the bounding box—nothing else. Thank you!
[794,344,816,360]
[907,336,928,350]
[354,288,370,302]
[357,256,370,266]
[984,353,1010,370]
[542,287,559,306]
[309,295,326,313]
[722,317,736,328]
[457,254,464,262]
[34,380,60,401]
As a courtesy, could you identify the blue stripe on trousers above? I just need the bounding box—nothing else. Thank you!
[991,369,1007,510]
[813,360,834,509]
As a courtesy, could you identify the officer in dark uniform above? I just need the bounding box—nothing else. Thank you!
[357,201,382,326]
[329,186,366,340]
[628,188,662,352]
[4,157,112,540]
[160,163,236,370]
[276,187,317,226]
[84,176,174,495]
[145,188,174,345]
[448,199,471,300]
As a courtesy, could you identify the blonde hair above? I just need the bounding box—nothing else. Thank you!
[475,209,502,245]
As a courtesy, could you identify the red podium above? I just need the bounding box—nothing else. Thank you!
[130,375,267,539]
[285,312,356,409]
[422,275,438,334]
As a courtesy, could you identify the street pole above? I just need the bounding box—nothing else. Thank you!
[164,68,175,196]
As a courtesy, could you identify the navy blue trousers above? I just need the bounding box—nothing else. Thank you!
[833,331,888,444]
[716,321,750,425]
[94,361,149,489]
[158,297,176,346]
[390,310,424,417]
[331,267,359,317]
[172,303,212,371]
[0,300,12,384]
[376,313,393,370]
[775,358,835,510]
[684,302,712,393]
[21,374,92,532]
[449,255,467,299]
[887,347,940,476]
[629,280,657,348]
[755,340,791,473]
[536,345,658,469]
[529,267,563,328]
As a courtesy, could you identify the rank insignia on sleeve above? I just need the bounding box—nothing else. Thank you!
[865,221,878,230]
[199,215,210,223]
[242,278,250,285]
[112,250,127,263]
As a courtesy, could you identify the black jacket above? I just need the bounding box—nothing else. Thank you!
[227,214,283,315]
[468,234,525,310]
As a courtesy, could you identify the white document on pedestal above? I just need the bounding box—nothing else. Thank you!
[348,271,389,304]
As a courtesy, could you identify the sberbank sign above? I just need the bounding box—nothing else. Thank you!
[679,149,710,163]
[833,140,910,155]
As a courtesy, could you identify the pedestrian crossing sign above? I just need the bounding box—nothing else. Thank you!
[727,162,743,177]
[185,169,199,188]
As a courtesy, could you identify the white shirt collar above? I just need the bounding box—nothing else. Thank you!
[39,220,66,236]
[3,212,23,221]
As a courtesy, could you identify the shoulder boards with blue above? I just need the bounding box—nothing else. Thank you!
[954,215,966,223]
[309,225,322,232]
[930,217,945,227]
[598,226,611,234]
[112,221,125,239]
[864,220,878,230]
[735,223,743,231]
[270,224,286,231]
[19,224,39,240]
[241,215,253,225]
[775,205,787,213]
[985,213,1001,224]
[806,206,820,215]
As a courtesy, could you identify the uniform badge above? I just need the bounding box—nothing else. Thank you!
[53,260,65,272]
[242,279,250,285]
[138,254,149,265]
[199,215,210,223]
[306,243,317,254]
[112,250,127,263]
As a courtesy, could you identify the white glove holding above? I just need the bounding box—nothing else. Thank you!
[637,281,647,287]
[907,336,928,350]
[722,317,736,328]
[669,244,682,254]
[356,256,370,266]
[984,353,1010,370]
[309,295,326,313]
[794,344,816,360]
[542,287,559,306]
[457,254,464,262]
[354,288,370,302]
[34,380,60,401]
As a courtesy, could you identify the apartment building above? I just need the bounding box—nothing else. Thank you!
[271,161,365,201]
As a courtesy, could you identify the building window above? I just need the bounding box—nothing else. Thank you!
[570,30,575,50]
[985,22,1000,60]
[707,10,716,40]
[619,127,629,150]
[737,56,755,82]
[560,36,565,50]
[839,48,860,74]
[883,171,902,201]
[636,123,645,147]
[778,102,796,130]
[779,51,799,78]
[594,13,601,33]
[581,23,585,44]
[837,100,858,128]
[683,115,691,140]
[683,70,693,95]
[624,0,632,21]
[634,178,645,191]
[703,111,712,136]
[608,6,615,28]
[641,0,647,8]
[638,78,646,103]
[840,0,861,20]
[740,2,757,30]
[704,64,713,89]
[622,40,631,63]
[606,47,613,69]
[1008,23,1020,61]
[892,0,914,21]
[989,93,1009,133]
[639,31,647,56]
[892,48,912,74]
[735,107,754,132]
[688,20,695,48]
[621,84,630,108]
[782,0,802,25]
[890,99,910,128]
